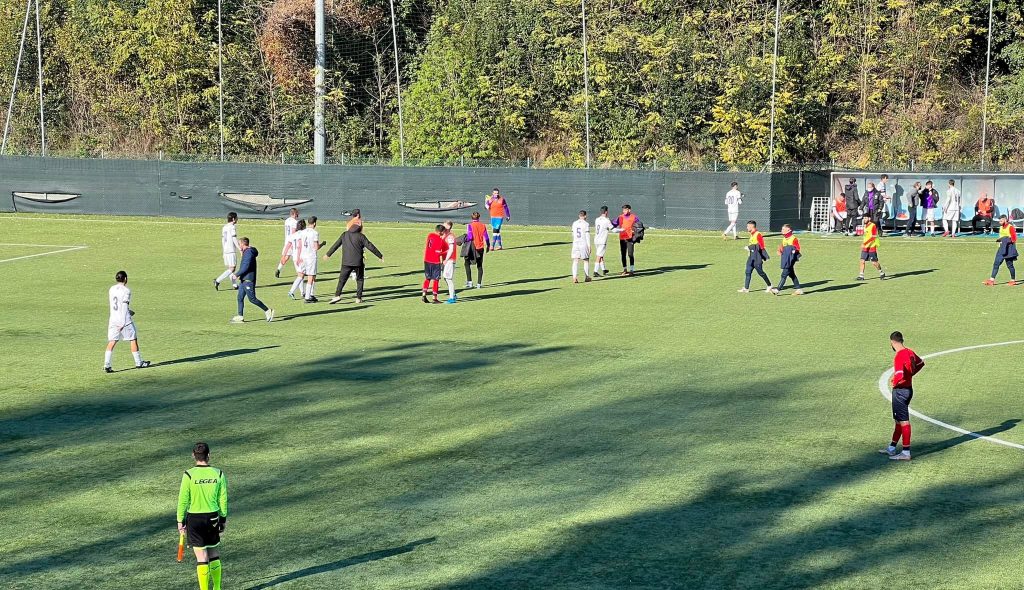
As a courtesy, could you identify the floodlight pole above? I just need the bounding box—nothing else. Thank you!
[313,0,326,165]
[217,0,224,161]
[34,0,45,155]
[389,0,405,165]
[581,0,591,169]
[980,0,994,171]
[1,0,32,155]
[767,0,781,173]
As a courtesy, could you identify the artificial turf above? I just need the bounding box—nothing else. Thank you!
[1,213,1022,589]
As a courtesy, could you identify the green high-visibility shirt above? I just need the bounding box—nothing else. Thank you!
[177,465,228,522]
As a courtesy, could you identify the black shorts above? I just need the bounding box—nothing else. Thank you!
[424,262,441,280]
[185,512,222,549]
[891,388,913,422]
[860,250,878,262]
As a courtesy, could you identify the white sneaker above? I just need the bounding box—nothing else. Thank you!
[328,296,342,305]
[764,286,773,293]
[465,281,473,288]
[265,309,275,323]
[737,288,749,293]
[878,446,898,456]
[230,315,244,324]
[889,451,911,461]
[475,284,482,289]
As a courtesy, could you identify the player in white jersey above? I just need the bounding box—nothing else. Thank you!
[593,206,613,276]
[571,210,592,283]
[299,216,321,302]
[442,221,458,303]
[104,270,150,372]
[275,207,301,278]
[214,212,241,290]
[723,182,743,240]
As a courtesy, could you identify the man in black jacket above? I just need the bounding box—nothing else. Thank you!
[905,182,921,236]
[843,178,860,235]
[324,223,383,304]
[230,238,274,323]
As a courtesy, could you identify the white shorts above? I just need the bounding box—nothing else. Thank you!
[728,210,739,223]
[923,208,935,220]
[595,243,607,258]
[572,244,591,260]
[443,261,455,280]
[943,210,960,221]
[300,257,318,276]
[223,253,236,267]
[108,322,137,342]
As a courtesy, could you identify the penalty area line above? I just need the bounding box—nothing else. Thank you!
[0,245,88,264]
[877,340,1024,451]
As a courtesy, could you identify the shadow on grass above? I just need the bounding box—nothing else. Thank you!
[914,419,1021,458]
[806,283,862,295]
[244,537,436,589]
[883,268,938,280]
[459,288,558,301]
[276,305,371,322]
[505,241,569,250]
[157,346,281,367]
[603,264,710,279]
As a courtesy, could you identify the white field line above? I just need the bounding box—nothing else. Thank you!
[877,340,1024,450]
[0,242,86,248]
[0,245,87,264]
[0,215,1000,244]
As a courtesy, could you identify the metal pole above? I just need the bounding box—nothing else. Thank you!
[980,0,994,171]
[581,0,591,169]
[313,0,326,165]
[767,0,781,172]
[217,0,224,161]
[34,0,45,155]
[389,0,405,165]
[2,0,32,155]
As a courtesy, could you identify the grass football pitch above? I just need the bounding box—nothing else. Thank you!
[1,213,1023,589]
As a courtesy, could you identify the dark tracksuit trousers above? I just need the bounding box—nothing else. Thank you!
[745,251,771,289]
[334,264,365,298]
[620,240,635,269]
[465,248,484,284]
[238,281,268,315]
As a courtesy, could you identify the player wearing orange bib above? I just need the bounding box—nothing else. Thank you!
[857,215,886,281]
[485,188,511,250]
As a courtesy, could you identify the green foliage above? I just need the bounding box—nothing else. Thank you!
[1,0,1023,167]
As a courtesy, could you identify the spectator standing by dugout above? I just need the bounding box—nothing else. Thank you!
[904,182,922,236]
[843,178,861,235]
[877,174,892,232]
[921,181,940,236]
[864,182,883,228]
[324,222,383,305]
[984,215,1018,286]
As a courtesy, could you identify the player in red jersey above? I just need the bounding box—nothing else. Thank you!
[880,331,925,461]
[422,225,446,304]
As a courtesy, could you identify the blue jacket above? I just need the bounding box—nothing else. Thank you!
[236,247,259,282]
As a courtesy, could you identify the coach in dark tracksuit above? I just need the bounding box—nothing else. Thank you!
[232,238,271,321]
[324,224,383,304]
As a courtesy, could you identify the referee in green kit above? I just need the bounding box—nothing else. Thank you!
[177,442,228,590]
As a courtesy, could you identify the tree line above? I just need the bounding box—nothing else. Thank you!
[1,0,1022,169]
